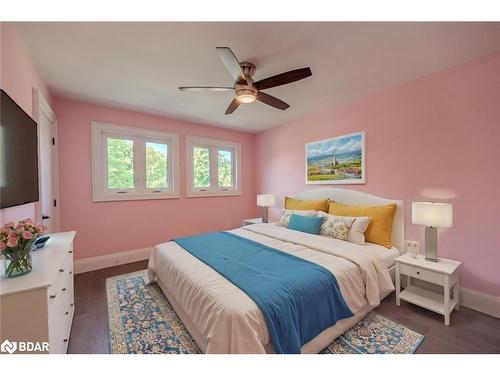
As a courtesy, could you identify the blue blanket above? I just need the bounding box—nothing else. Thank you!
[174,231,353,354]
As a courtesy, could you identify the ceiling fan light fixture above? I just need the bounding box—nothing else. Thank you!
[235,88,257,104]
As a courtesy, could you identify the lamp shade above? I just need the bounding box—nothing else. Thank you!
[257,194,276,207]
[412,202,453,228]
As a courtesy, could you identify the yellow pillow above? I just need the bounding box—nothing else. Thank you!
[285,197,330,212]
[328,202,396,248]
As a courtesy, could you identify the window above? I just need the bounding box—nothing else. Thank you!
[186,136,241,197]
[92,122,180,201]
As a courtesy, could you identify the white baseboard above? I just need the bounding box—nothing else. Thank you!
[74,247,152,274]
[460,287,500,319]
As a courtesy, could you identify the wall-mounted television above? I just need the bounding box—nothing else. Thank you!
[1,89,39,209]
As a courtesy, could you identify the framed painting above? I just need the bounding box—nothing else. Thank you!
[305,131,366,184]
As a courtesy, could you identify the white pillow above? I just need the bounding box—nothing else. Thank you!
[317,212,370,244]
[279,209,317,227]
[347,216,370,244]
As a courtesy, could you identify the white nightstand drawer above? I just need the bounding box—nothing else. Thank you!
[400,263,444,285]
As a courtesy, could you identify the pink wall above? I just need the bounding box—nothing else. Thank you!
[0,22,53,225]
[54,97,259,260]
[255,51,500,297]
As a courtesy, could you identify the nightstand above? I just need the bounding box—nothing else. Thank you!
[395,253,461,326]
[241,218,263,226]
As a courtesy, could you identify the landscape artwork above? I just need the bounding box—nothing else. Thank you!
[306,131,365,184]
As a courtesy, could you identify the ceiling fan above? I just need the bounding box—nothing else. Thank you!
[179,47,312,115]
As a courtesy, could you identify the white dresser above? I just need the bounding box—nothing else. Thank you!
[0,231,76,354]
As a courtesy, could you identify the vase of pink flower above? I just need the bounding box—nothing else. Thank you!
[0,219,47,278]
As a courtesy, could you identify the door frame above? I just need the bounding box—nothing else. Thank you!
[33,88,60,233]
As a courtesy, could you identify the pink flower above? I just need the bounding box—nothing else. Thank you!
[23,231,33,240]
[4,222,15,228]
[6,236,18,248]
[0,242,6,251]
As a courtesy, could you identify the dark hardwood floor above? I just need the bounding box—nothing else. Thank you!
[68,260,500,354]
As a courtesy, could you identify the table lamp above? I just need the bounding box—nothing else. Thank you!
[257,194,276,223]
[412,202,453,262]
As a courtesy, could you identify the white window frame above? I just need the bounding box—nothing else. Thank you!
[91,121,180,201]
[186,136,242,197]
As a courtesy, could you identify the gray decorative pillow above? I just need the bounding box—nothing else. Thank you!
[279,209,317,227]
[317,212,355,240]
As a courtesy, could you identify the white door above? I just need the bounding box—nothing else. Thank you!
[36,92,59,233]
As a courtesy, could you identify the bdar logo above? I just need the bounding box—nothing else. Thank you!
[1,339,17,354]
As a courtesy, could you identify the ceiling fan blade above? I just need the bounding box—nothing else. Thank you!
[179,86,233,92]
[225,98,240,115]
[256,92,290,110]
[254,67,312,90]
[216,47,247,83]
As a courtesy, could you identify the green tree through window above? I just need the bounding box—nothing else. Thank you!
[146,142,168,188]
[107,137,134,189]
[218,150,232,187]
[193,146,210,187]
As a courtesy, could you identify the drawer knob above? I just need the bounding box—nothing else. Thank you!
[62,288,67,291]
[63,339,68,343]
[59,269,64,272]
[69,271,73,275]
[49,294,57,299]
[68,250,73,254]
[65,311,69,315]
[416,271,420,275]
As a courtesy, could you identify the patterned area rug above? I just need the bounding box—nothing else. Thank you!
[106,270,423,354]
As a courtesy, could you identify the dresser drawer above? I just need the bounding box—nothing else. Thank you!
[49,294,73,354]
[47,252,73,315]
[400,263,444,285]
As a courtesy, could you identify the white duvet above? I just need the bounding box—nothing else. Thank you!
[147,223,395,353]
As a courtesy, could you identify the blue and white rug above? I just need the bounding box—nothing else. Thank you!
[106,271,423,354]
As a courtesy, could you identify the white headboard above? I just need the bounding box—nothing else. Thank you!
[289,188,404,252]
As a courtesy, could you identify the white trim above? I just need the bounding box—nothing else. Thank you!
[305,130,366,185]
[91,121,180,202]
[460,287,500,319]
[289,188,404,252]
[74,247,152,274]
[32,88,61,233]
[185,135,242,198]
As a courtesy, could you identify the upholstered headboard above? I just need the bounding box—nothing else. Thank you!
[288,188,404,252]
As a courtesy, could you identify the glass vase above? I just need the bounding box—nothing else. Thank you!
[3,247,33,278]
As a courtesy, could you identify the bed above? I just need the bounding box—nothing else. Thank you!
[147,188,404,353]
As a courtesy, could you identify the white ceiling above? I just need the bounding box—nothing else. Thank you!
[14,22,500,133]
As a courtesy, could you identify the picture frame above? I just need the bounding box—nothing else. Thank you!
[305,131,366,184]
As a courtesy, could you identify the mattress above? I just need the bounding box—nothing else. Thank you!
[147,223,395,353]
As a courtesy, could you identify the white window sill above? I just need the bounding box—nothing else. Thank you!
[93,192,180,202]
[186,191,242,198]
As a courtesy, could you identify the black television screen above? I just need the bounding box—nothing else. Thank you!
[1,89,39,209]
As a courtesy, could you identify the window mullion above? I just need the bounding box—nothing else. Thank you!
[134,137,146,192]
[210,145,218,192]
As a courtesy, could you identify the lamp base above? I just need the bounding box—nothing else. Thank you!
[261,207,269,223]
[425,226,438,262]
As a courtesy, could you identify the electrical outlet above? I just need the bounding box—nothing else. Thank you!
[404,240,419,253]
